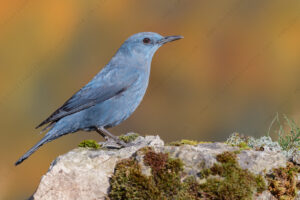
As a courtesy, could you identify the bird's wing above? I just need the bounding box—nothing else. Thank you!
[36,67,139,128]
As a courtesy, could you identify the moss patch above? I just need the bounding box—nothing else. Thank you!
[199,151,266,200]
[109,148,268,200]
[266,162,299,199]
[118,133,139,143]
[109,158,158,199]
[143,150,168,172]
[169,139,201,146]
[78,140,100,149]
[109,148,200,199]
[237,142,251,150]
[227,137,251,151]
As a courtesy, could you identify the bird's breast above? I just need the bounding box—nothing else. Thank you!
[92,73,149,128]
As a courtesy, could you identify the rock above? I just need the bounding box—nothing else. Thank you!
[159,143,239,175]
[255,191,277,200]
[292,150,300,165]
[237,150,286,174]
[33,134,163,200]
[32,134,299,200]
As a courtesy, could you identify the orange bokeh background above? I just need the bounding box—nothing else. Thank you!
[1,1,300,199]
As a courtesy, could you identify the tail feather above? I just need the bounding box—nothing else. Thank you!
[39,122,56,134]
[15,133,59,166]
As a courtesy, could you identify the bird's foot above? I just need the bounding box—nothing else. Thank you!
[101,137,134,149]
[96,127,132,148]
[112,137,130,147]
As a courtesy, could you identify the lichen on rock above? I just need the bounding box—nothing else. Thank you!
[226,133,282,153]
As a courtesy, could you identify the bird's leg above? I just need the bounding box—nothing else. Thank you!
[95,128,108,140]
[95,127,128,147]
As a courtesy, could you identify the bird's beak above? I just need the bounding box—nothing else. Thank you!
[157,35,183,45]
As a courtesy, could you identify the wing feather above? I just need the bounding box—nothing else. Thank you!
[36,67,138,128]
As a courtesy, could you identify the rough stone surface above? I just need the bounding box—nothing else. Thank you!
[237,150,286,174]
[33,135,163,200]
[293,150,300,165]
[255,191,277,200]
[33,134,297,200]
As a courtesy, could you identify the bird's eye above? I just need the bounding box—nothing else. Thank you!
[143,38,151,44]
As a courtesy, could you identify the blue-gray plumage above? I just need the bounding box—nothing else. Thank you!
[15,32,183,165]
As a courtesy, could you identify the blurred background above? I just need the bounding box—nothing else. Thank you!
[1,0,300,199]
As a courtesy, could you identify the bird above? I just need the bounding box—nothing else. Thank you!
[15,32,183,165]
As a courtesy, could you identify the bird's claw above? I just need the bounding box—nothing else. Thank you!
[103,136,133,148]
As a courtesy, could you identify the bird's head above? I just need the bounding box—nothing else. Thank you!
[116,32,183,65]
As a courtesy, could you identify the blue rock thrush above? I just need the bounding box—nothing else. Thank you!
[15,32,183,165]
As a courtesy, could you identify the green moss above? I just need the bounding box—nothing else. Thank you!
[237,142,251,150]
[228,140,251,151]
[78,139,100,149]
[177,177,202,199]
[255,175,267,193]
[109,149,267,200]
[266,162,299,199]
[199,151,266,200]
[233,150,242,154]
[109,148,200,200]
[169,139,200,146]
[118,133,139,143]
[168,139,213,146]
[198,141,212,144]
[109,158,159,199]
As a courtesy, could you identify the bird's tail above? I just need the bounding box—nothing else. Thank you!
[15,132,61,166]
